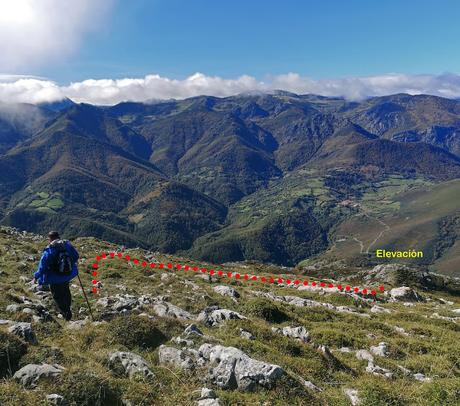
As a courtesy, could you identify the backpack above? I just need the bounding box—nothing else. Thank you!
[49,240,73,274]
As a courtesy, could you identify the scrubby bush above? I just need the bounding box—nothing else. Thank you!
[19,345,63,367]
[243,298,290,323]
[110,315,167,350]
[0,331,27,378]
[419,378,460,405]
[56,370,120,406]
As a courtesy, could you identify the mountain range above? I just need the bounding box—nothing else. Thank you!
[0,92,459,275]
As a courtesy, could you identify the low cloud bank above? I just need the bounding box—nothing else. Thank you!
[1,72,460,105]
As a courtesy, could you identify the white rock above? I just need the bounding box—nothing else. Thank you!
[184,324,204,337]
[240,329,255,340]
[370,342,389,357]
[302,380,322,392]
[158,345,196,371]
[213,285,240,298]
[8,322,37,344]
[108,351,154,379]
[197,306,246,326]
[6,304,21,313]
[356,350,374,362]
[152,301,193,320]
[365,361,392,378]
[370,305,391,314]
[413,373,432,382]
[394,326,409,336]
[199,343,284,391]
[389,287,424,302]
[197,399,220,406]
[13,364,65,388]
[344,388,361,405]
[398,365,411,375]
[46,394,64,405]
[272,326,310,343]
[197,387,220,405]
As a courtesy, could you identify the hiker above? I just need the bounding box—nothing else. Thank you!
[34,231,79,321]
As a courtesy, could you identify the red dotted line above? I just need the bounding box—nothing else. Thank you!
[89,252,385,296]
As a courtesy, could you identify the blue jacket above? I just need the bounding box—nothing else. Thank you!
[34,240,79,285]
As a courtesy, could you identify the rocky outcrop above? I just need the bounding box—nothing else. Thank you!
[197,306,246,326]
[356,349,374,362]
[365,361,392,378]
[197,387,220,406]
[271,326,310,343]
[8,322,37,344]
[5,295,52,323]
[96,294,153,317]
[344,388,361,405]
[46,394,65,405]
[240,329,255,340]
[96,294,193,320]
[152,300,193,320]
[158,345,198,371]
[13,363,65,388]
[199,343,284,391]
[370,305,392,314]
[108,351,154,379]
[158,343,284,392]
[370,342,389,357]
[213,285,240,298]
[388,287,424,302]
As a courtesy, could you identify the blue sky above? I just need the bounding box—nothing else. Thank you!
[1,0,460,104]
[33,0,460,82]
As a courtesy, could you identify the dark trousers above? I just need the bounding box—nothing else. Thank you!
[50,282,72,321]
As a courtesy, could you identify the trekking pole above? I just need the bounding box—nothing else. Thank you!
[77,274,95,322]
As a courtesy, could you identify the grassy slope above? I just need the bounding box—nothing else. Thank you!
[320,178,460,276]
[0,228,459,405]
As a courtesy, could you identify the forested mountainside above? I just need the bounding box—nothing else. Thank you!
[0,93,459,273]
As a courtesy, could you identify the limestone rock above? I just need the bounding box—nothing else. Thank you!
[344,388,361,405]
[184,324,204,337]
[6,304,21,313]
[413,372,432,382]
[13,363,65,388]
[356,350,374,362]
[370,342,389,357]
[240,329,255,340]
[152,301,193,320]
[388,287,424,302]
[199,343,284,391]
[365,361,392,378]
[197,306,246,326]
[108,351,154,379]
[302,380,322,392]
[370,305,391,314]
[271,326,310,343]
[213,285,240,298]
[8,322,37,344]
[158,345,197,371]
[197,387,220,406]
[46,394,65,405]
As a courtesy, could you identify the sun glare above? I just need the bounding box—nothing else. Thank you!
[0,0,34,24]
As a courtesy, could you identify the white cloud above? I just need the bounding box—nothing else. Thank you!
[0,0,112,71]
[1,72,460,105]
